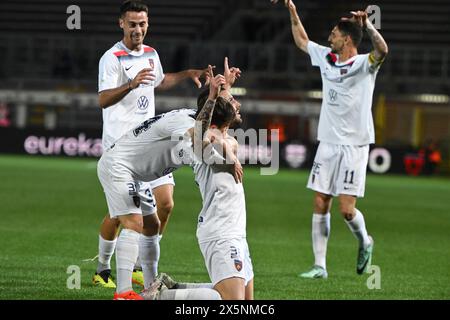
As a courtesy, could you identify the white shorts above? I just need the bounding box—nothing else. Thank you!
[97,158,156,218]
[150,174,175,190]
[307,142,369,198]
[199,238,254,287]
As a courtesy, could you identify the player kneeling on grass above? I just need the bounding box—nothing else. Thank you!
[153,69,252,300]
[97,67,242,300]
[191,61,253,300]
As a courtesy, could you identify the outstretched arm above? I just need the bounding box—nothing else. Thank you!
[157,66,213,91]
[272,0,309,53]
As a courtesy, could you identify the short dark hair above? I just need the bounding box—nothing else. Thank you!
[336,20,363,47]
[196,90,236,128]
[120,0,148,17]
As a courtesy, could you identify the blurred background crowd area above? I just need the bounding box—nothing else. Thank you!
[0,0,449,175]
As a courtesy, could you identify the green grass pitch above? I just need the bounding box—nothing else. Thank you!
[0,154,449,299]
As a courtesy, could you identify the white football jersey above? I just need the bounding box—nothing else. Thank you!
[193,155,247,243]
[98,41,165,149]
[307,40,383,145]
[102,108,195,182]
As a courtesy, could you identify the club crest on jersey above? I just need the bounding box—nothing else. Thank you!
[137,96,149,111]
[234,259,243,272]
[148,58,154,70]
[340,68,348,75]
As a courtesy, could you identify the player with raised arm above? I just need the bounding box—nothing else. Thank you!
[97,68,242,300]
[273,0,388,278]
[93,0,209,289]
[191,58,253,300]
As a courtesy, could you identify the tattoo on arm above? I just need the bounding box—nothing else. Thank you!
[366,24,388,60]
[196,99,215,135]
[193,99,216,157]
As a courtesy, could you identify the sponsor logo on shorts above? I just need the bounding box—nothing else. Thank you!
[234,259,243,272]
[312,162,322,175]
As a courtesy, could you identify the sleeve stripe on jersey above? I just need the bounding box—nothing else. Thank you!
[144,46,155,53]
[113,50,128,57]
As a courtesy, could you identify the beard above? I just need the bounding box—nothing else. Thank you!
[231,116,243,127]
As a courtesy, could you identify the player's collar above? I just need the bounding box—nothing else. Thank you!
[326,53,357,68]
[118,41,144,56]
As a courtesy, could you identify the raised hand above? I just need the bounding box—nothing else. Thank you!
[223,57,241,90]
[270,0,295,10]
[341,9,368,27]
[207,66,226,101]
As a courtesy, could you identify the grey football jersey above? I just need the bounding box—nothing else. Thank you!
[102,108,196,182]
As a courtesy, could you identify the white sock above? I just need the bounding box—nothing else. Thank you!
[159,288,221,300]
[139,234,160,289]
[115,229,140,294]
[345,208,371,248]
[176,282,214,289]
[97,235,116,273]
[312,212,331,269]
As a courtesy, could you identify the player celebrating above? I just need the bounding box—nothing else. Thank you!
[192,58,254,300]
[98,69,243,300]
[274,0,388,278]
[93,0,209,289]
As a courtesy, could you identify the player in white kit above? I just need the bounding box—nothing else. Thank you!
[93,0,210,290]
[98,69,242,299]
[276,0,388,278]
[192,60,253,300]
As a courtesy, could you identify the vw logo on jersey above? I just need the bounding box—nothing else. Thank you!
[137,96,149,111]
[328,89,338,102]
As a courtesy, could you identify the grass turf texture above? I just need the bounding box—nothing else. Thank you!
[0,154,449,300]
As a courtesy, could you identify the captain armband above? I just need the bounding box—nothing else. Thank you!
[368,51,385,73]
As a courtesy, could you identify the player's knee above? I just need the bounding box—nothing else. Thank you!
[338,198,356,220]
[126,221,143,233]
[158,198,174,216]
[120,216,143,233]
[339,206,355,221]
[215,288,244,300]
[314,194,331,214]
[142,214,160,235]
